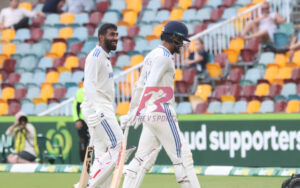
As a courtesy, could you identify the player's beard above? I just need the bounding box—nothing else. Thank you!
[104,38,117,51]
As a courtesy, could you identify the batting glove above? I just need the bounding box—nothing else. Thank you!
[87,109,105,127]
[120,114,131,129]
[132,112,143,129]
[120,108,142,129]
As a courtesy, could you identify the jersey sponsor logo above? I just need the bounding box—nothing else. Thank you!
[144,58,152,66]
[136,87,173,115]
[92,48,101,57]
[46,122,72,160]
[143,70,151,85]
[108,72,114,78]
[143,58,152,85]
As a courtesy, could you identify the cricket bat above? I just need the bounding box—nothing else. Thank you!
[110,126,129,188]
[78,145,94,188]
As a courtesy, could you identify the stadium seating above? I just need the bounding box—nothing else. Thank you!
[2,29,16,41]
[1,87,14,100]
[247,100,261,113]
[116,102,130,115]
[206,63,222,78]
[19,2,32,10]
[0,100,8,115]
[194,84,212,101]
[2,43,16,57]
[255,83,270,96]
[176,68,196,94]
[44,14,60,25]
[194,102,208,113]
[286,100,300,113]
[259,100,274,113]
[207,101,221,113]
[176,102,193,114]
[233,100,247,113]
[15,28,30,41]
[46,42,67,58]
[274,100,287,112]
[60,13,75,25]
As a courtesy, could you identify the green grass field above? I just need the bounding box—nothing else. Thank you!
[0,173,287,188]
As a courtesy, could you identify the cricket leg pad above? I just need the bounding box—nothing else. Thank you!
[125,146,136,163]
[98,174,112,188]
[87,144,121,188]
[122,157,144,188]
[73,182,79,188]
[174,152,201,188]
[122,147,161,188]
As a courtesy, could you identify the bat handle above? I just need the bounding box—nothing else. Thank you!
[123,126,129,140]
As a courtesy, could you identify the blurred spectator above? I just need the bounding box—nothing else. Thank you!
[61,0,95,14]
[240,2,285,42]
[72,83,90,162]
[5,113,39,163]
[0,0,45,30]
[184,39,208,74]
[35,0,65,14]
[286,36,300,59]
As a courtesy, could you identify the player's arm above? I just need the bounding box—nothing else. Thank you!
[275,13,286,24]
[22,8,44,18]
[120,64,146,129]
[5,123,17,136]
[145,55,171,87]
[128,69,145,113]
[83,56,102,112]
[121,56,171,128]
[185,53,203,65]
[253,16,264,25]
[84,56,107,127]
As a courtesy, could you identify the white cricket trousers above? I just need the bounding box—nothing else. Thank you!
[82,105,123,157]
[136,103,191,165]
[81,105,123,188]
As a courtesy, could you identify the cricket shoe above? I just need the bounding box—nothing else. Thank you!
[73,182,79,188]
[74,182,101,188]
[73,146,135,188]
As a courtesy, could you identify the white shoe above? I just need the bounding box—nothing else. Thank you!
[73,182,79,188]
[71,147,136,188]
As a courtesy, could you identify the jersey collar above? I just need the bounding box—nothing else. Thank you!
[159,45,172,56]
[99,45,111,60]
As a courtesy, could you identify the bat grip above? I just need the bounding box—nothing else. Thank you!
[88,127,96,147]
[123,126,129,140]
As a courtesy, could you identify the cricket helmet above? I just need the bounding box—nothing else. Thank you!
[162,21,190,42]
